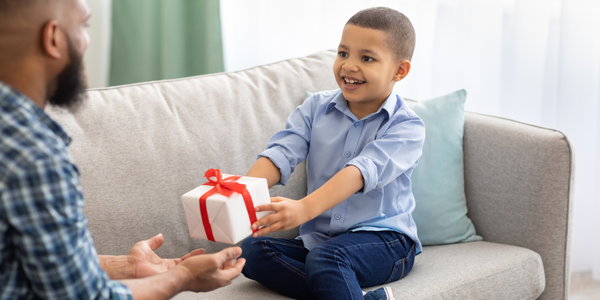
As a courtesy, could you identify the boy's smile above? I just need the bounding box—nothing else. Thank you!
[333,24,410,119]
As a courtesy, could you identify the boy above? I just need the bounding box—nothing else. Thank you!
[241,7,424,300]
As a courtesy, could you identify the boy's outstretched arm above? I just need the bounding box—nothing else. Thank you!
[250,165,364,237]
[247,157,282,188]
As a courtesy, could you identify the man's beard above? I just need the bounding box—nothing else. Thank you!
[48,37,87,110]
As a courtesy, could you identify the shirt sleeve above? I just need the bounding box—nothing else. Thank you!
[346,110,425,194]
[258,96,316,185]
[1,157,132,300]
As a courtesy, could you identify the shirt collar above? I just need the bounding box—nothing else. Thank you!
[326,87,400,120]
[0,81,72,146]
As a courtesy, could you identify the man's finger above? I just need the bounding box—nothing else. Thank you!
[181,248,206,261]
[221,258,235,270]
[147,233,164,251]
[189,249,206,256]
[215,247,242,266]
[219,258,246,280]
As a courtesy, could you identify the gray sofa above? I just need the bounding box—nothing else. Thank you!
[47,50,573,299]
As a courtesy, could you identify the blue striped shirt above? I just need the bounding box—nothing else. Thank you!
[0,82,132,299]
[259,88,425,253]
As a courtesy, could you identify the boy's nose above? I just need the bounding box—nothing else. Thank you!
[343,62,358,72]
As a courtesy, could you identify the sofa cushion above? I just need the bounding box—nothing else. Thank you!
[46,50,340,258]
[408,90,481,245]
[171,241,545,299]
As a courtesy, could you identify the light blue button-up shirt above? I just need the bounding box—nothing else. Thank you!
[259,88,425,254]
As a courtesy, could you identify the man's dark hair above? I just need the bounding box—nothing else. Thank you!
[346,7,416,61]
[0,0,37,15]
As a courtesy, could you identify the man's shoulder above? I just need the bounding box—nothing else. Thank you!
[0,108,70,181]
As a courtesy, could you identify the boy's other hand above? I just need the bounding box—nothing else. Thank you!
[251,197,310,237]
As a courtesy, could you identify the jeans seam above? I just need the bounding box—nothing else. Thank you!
[399,243,415,280]
[400,258,405,279]
[334,237,402,253]
[332,236,404,295]
[267,239,307,249]
[331,234,407,262]
[262,240,307,280]
[334,252,360,300]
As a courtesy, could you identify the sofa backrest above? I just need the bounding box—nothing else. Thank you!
[46,50,339,257]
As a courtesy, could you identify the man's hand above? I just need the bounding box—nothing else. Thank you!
[127,233,206,278]
[176,247,246,292]
[99,234,206,280]
[251,197,310,237]
[120,247,245,299]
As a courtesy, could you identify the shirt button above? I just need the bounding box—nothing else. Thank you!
[334,214,341,220]
[345,151,351,158]
[354,122,360,128]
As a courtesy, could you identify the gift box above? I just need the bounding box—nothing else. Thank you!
[181,169,271,244]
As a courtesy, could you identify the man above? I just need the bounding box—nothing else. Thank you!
[0,0,245,299]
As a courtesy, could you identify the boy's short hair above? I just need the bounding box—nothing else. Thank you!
[346,7,416,62]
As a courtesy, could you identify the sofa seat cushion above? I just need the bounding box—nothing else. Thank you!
[171,241,545,299]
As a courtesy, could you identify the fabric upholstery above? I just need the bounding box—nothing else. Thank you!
[171,241,545,300]
[463,112,573,300]
[46,50,572,300]
[46,51,339,257]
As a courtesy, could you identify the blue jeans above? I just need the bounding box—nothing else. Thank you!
[240,231,415,300]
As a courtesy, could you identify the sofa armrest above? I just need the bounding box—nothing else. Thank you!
[463,112,573,300]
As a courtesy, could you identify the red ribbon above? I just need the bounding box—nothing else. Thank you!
[199,169,258,242]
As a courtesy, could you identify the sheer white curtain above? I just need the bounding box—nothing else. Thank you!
[221,0,600,279]
[84,0,112,88]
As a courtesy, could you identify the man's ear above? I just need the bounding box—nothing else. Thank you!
[42,20,63,59]
[393,60,411,82]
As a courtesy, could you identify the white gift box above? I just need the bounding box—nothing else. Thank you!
[181,173,271,244]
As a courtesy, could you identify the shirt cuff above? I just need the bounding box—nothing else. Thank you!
[346,156,378,194]
[107,280,133,299]
[258,148,291,186]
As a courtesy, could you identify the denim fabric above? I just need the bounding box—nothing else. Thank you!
[241,231,415,300]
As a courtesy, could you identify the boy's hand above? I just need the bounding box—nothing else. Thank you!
[251,197,310,237]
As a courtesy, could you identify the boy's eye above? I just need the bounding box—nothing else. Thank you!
[338,51,348,58]
[362,56,374,62]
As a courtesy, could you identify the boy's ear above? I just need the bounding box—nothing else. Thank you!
[393,60,411,82]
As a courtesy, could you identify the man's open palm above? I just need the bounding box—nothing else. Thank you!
[128,233,206,278]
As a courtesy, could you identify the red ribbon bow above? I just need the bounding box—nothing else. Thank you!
[199,169,258,242]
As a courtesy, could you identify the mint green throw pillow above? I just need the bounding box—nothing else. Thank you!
[408,90,481,245]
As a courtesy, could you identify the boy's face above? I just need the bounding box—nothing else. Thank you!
[333,25,407,110]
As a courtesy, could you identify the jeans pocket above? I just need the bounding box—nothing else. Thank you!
[383,244,415,284]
